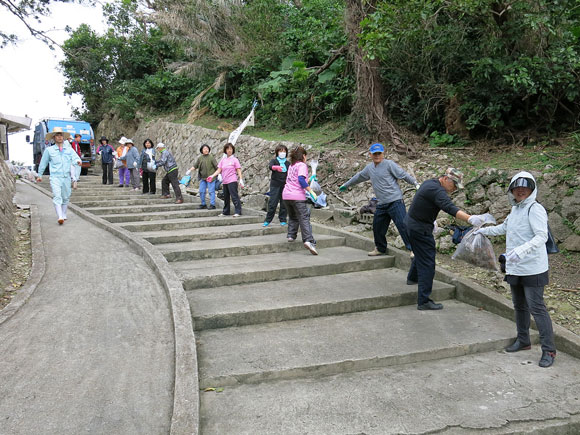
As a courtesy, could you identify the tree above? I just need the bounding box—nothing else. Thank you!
[0,0,91,48]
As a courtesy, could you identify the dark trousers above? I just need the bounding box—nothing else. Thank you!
[373,199,412,252]
[162,169,183,200]
[102,162,113,184]
[407,228,436,305]
[223,182,242,215]
[285,200,315,244]
[510,284,556,352]
[265,183,287,223]
[142,171,156,194]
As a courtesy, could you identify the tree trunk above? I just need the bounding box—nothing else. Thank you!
[345,0,414,155]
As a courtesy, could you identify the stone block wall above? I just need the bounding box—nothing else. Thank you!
[0,160,16,289]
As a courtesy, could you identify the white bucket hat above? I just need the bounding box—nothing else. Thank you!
[156,142,165,149]
[45,127,71,141]
[118,136,128,145]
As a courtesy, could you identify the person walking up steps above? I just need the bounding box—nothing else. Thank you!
[207,143,244,217]
[155,142,183,204]
[339,143,418,257]
[35,127,82,224]
[283,146,318,255]
[263,144,290,227]
[186,144,218,209]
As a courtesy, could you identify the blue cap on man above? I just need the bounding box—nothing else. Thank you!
[369,143,384,153]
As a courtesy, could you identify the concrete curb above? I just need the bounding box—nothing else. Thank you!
[0,204,45,326]
[23,180,199,435]
[312,221,580,359]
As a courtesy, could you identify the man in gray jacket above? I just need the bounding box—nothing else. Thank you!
[339,143,418,256]
[155,142,183,203]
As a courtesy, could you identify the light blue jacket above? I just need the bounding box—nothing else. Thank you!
[478,171,548,276]
[120,146,140,168]
[37,141,81,178]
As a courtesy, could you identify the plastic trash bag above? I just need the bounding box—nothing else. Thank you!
[309,159,318,177]
[315,192,327,208]
[452,228,498,271]
[471,213,497,226]
[179,175,192,186]
[310,179,322,195]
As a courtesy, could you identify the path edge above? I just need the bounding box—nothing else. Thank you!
[22,180,199,435]
[0,204,45,326]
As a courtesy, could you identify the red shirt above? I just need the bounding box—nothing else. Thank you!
[71,141,82,157]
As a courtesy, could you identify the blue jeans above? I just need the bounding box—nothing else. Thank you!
[199,179,216,206]
[407,228,436,305]
[373,200,412,253]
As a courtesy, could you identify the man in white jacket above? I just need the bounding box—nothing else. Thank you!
[475,171,556,368]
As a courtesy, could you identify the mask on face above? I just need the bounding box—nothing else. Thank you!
[278,152,286,159]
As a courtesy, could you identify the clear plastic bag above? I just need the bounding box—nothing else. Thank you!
[310,179,322,195]
[451,228,498,271]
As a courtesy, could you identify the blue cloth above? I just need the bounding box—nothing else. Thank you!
[373,199,411,252]
[276,156,287,172]
[298,175,309,189]
[369,143,384,153]
[199,179,216,206]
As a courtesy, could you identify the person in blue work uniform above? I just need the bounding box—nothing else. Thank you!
[406,168,482,310]
[97,136,115,185]
[474,172,556,368]
[339,143,418,256]
[36,127,82,225]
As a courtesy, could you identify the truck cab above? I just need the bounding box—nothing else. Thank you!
[33,119,95,175]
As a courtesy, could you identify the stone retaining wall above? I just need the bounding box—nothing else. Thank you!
[0,160,16,289]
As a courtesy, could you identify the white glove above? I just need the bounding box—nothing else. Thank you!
[133,161,137,168]
[468,215,484,226]
[506,249,521,264]
[239,178,244,188]
[186,169,191,176]
[473,229,483,235]
[432,220,438,235]
[112,151,118,157]
[415,184,421,190]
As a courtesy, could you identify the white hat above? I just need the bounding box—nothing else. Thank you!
[156,142,165,148]
[118,136,128,145]
[45,127,71,141]
[125,138,134,145]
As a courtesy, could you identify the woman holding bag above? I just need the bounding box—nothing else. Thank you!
[475,171,556,368]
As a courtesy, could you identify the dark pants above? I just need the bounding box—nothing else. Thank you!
[510,284,556,352]
[373,199,412,252]
[285,200,315,244]
[162,169,182,200]
[223,182,242,215]
[265,183,287,223]
[102,162,113,184]
[407,228,436,305]
[142,171,156,194]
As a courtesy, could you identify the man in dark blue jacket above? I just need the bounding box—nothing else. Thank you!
[406,168,482,310]
[97,136,115,185]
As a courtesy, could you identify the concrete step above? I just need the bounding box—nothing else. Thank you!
[100,209,221,223]
[72,194,154,202]
[159,233,345,262]
[121,215,262,232]
[136,223,287,244]
[199,346,578,434]
[188,268,455,330]
[85,203,200,215]
[196,300,526,389]
[73,197,194,208]
[172,246,394,290]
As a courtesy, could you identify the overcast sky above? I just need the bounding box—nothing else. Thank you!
[1,1,109,165]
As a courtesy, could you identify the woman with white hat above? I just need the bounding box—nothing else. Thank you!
[36,127,82,224]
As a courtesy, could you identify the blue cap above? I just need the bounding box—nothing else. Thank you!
[369,143,384,153]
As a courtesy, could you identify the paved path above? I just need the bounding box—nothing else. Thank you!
[0,182,174,435]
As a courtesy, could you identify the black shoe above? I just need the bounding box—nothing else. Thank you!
[208,205,216,210]
[505,339,531,353]
[417,300,443,310]
[539,351,556,368]
[406,279,418,285]
[199,204,207,209]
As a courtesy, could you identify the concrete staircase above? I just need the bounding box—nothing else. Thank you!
[69,174,580,434]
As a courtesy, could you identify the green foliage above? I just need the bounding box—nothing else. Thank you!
[360,0,580,135]
[428,131,466,148]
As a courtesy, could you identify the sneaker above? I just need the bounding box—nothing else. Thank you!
[505,339,531,353]
[199,204,207,209]
[368,248,386,256]
[233,213,241,217]
[72,181,78,190]
[417,300,443,310]
[410,251,415,259]
[208,205,216,210]
[288,237,295,242]
[219,213,228,217]
[304,241,318,255]
[134,188,140,191]
[262,222,270,227]
[161,195,171,199]
[539,351,556,368]
[117,185,124,188]
[406,279,418,285]
[175,199,184,204]
[280,222,287,226]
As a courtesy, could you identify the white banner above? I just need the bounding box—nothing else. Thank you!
[228,101,258,145]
